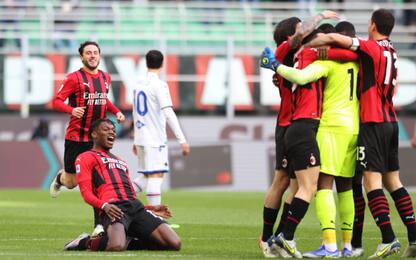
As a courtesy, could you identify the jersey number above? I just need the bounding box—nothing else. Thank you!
[383,51,398,86]
[347,68,354,101]
[135,91,148,116]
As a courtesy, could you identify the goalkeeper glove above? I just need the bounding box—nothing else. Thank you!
[260,47,281,71]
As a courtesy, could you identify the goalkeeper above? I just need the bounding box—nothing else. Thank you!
[261,21,359,258]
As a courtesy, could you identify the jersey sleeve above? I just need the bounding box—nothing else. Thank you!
[275,41,291,62]
[351,38,379,56]
[276,61,328,86]
[52,75,76,114]
[327,48,358,61]
[106,99,120,115]
[75,154,107,209]
[156,82,173,109]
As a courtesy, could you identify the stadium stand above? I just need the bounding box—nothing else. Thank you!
[0,0,415,55]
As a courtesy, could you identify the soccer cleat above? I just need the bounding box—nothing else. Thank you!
[368,239,400,259]
[350,247,364,257]
[64,233,90,251]
[402,242,416,258]
[303,245,340,258]
[259,237,279,258]
[341,247,353,258]
[91,224,105,238]
[268,233,302,258]
[49,169,63,198]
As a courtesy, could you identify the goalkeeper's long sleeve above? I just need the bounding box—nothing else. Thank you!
[276,62,328,86]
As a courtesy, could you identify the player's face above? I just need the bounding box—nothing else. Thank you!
[81,44,100,71]
[95,121,116,150]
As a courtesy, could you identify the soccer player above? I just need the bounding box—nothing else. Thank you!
[64,118,181,252]
[131,50,190,206]
[304,9,416,258]
[50,41,125,197]
[264,22,360,258]
[259,11,339,258]
[261,23,360,258]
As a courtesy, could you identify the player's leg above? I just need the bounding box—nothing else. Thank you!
[351,170,365,256]
[384,171,416,257]
[262,169,290,242]
[50,140,93,197]
[359,123,400,258]
[273,176,297,236]
[148,223,181,250]
[146,173,164,206]
[335,177,354,257]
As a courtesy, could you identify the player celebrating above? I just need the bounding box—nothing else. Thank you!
[50,41,125,198]
[131,50,190,206]
[304,9,416,258]
[64,118,181,252]
[263,22,360,258]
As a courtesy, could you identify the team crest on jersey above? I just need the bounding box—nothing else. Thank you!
[310,153,316,166]
[136,120,145,129]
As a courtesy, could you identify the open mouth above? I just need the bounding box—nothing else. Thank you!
[107,135,115,144]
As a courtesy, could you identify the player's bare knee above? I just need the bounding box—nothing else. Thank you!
[107,243,124,251]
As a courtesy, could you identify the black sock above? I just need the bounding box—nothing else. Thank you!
[282,198,309,240]
[367,189,395,243]
[93,208,101,227]
[352,183,365,248]
[262,207,278,241]
[390,187,416,243]
[275,202,290,236]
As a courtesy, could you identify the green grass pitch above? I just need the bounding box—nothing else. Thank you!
[0,190,413,259]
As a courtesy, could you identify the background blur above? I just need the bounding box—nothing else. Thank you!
[1,0,416,191]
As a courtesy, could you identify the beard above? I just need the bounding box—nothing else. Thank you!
[82,58,100,71]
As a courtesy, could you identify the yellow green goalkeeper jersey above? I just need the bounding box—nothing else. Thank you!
[277,60,359,134]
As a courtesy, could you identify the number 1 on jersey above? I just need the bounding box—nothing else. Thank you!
[347,68,354,101]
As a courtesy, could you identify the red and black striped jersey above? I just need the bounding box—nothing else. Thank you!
[274,41,296,127]
[75,149,136,209]
[291,48,325,121]
[53,68,121,142]
[353,38,398,123]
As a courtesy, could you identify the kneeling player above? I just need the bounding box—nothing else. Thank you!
[64,119,180,251]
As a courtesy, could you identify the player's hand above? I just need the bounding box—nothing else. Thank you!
[72,106,86,118]
[317,46,329,60]
[260,47,281,71]
[132,145,137,155]
[116,112,125,123]
[319,10,339,20]
[151,205,172,219]
[272,73,279,88]
[103,203,124,221]
[181,143,190,156]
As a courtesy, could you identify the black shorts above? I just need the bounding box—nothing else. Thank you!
[275,125,289,171]
[284,119,320,171]
[356,122,399,173]
[101,200,165,240]
[64,140,93,173]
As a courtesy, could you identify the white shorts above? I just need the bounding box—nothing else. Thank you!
[136,145,169,174]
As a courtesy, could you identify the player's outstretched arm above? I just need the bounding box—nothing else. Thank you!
[289,10,339,49]
[276,62,327,86]
[162,107,188,154]
[304,33,353,49]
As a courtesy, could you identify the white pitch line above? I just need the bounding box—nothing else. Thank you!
[0,252,198,258]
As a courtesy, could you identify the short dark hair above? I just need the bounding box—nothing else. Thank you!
[371,9,395,36]
[273,17,301,46]
[317,23,336,34]
[78,41,101,56]
[89,118,114,139]
[146,50,164,69]
[335,21,356,37]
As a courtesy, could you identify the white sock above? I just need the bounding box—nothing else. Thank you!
[343,243,352,251]
[146,177,163,206]
[324,243,338,252]
[132,173,147,193]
